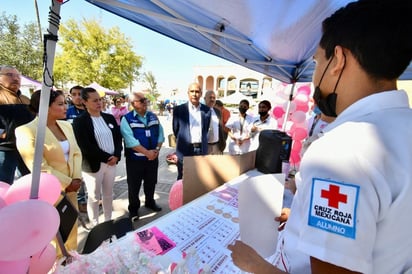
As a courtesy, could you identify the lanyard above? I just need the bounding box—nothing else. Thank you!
[309,116,320,137]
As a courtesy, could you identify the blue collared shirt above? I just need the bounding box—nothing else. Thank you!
[120,110,165,148]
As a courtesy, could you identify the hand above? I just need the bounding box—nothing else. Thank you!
[65,179,82,193]
[146,149,159,161]
[275,208,291,231]
[228,240,271,273]
[107,156,118,166]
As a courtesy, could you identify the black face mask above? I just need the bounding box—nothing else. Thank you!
[313,55,345,118]
[258,111,268,117]
[239,107,247,114]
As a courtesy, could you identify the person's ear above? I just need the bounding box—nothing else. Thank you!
[331,46,346,75]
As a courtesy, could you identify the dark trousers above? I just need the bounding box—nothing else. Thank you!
[0,150,30,184]
[126,158,159,216]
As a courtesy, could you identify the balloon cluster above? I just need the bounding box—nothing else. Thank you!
[0,173,62,273]
[271,83,313,170]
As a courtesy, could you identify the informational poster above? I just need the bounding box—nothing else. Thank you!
[145,185,242,273]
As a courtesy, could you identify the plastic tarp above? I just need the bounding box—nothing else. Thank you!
[21,75,42,89]
[85,0,412,84]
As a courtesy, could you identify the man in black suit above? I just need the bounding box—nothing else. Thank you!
[172,82,211,180]
[204,90,226,154]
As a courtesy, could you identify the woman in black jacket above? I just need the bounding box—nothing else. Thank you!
[73,87,122,227]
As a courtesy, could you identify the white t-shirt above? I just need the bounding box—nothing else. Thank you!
[276,90,412,274]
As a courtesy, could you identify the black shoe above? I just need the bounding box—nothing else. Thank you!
[145,202,162,212]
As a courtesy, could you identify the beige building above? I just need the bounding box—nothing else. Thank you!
[193,64,283,99]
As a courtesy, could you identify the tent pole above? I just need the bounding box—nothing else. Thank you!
[30,0,62,199]
[282,81,296,132]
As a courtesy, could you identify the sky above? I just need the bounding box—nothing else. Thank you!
[1,0,234,94]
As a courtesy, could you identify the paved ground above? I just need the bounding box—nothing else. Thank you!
[77,114,178,252]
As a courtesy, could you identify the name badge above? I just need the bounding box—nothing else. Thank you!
[145,130,151,137]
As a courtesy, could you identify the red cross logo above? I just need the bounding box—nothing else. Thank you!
[321,184,347,209]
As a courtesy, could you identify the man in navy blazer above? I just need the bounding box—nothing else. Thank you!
[172,82,211,180]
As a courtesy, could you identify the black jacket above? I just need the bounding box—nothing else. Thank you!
[73,111,122,173]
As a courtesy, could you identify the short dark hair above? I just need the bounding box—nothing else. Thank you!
[239,99,249,107]
[69,85,84,94]
[259,100,271,109]
[320,0,412,80]
[215,100,224,107]
[29,89,64,114]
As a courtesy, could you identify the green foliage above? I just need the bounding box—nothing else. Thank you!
[143,71,160,105]
[54,18,142,91]
[0,12,43,80]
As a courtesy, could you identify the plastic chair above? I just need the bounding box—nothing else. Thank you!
[81,217,133,254]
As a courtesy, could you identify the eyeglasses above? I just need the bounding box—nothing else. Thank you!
[135,98,147,103]
[0,72,21,78]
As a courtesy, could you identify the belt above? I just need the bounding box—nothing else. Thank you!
[192,143,201,148]
[208,142,218,145]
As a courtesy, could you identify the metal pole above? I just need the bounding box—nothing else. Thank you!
[30,0,62,199]
[281,82,296,132]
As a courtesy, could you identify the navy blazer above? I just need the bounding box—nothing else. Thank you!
[73,111,123,173]
[172,102,211,159]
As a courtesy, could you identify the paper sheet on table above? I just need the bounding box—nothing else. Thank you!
[238,173,285,258]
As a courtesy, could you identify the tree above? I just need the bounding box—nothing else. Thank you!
[0,12,43,80]
[54,18,142,90]
[143,71,160,104]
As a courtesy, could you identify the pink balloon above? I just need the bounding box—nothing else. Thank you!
[29,244,56,274]
[296,103,309,113]
[282,101,296,113]
[293,93,309,106]
[5,173,61,206]
[0,258,30,274]
[291,111,307,124]
[169,180,183,210]
[292,127,308,141]
[292,140,303,152]
[0,200,59,261]
[272,106,285,119]
[0,197,6,210]
[297,85,311,95]
[290,149,302,165]
[0,182,10,198]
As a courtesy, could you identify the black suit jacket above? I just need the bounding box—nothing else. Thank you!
[172,102,211,159]
[73,111,122,173]
[211,107,226,152]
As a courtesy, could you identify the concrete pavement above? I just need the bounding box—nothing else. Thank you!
[77,114,178,252]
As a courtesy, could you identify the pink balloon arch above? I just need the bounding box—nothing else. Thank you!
[271,83,313,170]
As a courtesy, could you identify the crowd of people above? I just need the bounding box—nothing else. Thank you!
[0,65,331,257]
[0,71,167,258]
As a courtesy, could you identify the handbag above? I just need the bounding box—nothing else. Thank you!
[55,192,79,243]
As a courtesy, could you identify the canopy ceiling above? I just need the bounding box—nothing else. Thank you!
[85,0,412,84]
